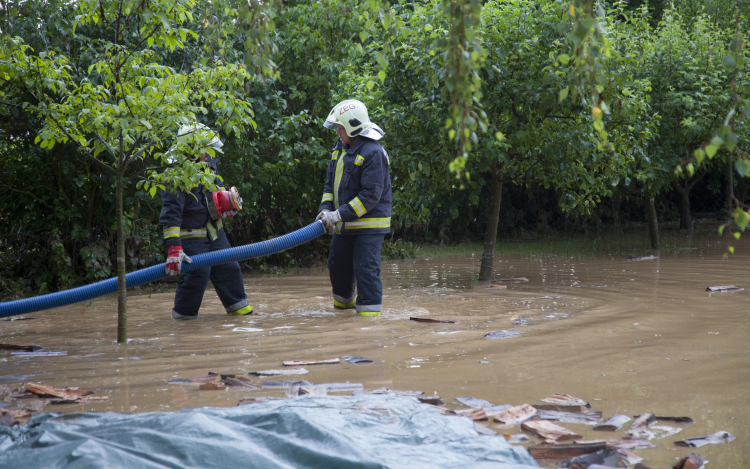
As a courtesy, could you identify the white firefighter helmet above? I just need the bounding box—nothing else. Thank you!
[323,100,384,141]
[177,123,224,149]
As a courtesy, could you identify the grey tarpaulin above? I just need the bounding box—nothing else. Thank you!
[0,395,538,469]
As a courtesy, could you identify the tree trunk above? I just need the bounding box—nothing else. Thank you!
[646,197,659,250]
[116,168,127,344]
[672,180,693,230]
[726,152,734,214]
[479,173,503,281]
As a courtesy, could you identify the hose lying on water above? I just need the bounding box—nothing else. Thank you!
[0,221,326,318]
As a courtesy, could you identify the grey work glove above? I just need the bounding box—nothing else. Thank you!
[318,209,341,234]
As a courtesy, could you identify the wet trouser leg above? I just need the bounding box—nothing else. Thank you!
[328,234,383,315]
[207,231,252,315]
[173,231,250,317]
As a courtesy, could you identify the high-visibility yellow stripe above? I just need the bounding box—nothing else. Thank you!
[344,217,391,229]
[164,226,181,238]
[357,311,381,316]
[216,219,223,231]
[354,155,365,166]
[349,197,366,217]
[384,151,390,165]
[333,150,345,209]
[206,221,217,241]
[321,193,333,203]
[180,229,206,239]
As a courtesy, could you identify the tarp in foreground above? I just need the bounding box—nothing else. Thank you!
[0,395,538,469]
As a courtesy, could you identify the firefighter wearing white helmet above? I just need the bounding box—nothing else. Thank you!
[159,123,253,320]
[317,100,391,316]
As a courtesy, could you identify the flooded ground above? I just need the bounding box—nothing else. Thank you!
[2,227,748,468]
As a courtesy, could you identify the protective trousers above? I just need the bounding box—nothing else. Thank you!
[173,230,250,318]
[327,233,384,316]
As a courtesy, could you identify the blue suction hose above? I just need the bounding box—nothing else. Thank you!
[0,221,326,318]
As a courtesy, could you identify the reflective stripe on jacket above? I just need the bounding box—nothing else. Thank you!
[160,157,225,246]
[318,137,391,235]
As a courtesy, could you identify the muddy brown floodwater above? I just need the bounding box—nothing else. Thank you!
[2,232,749,468]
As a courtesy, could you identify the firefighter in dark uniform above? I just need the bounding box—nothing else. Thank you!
[317,100,391,316]
[160,124,253,320]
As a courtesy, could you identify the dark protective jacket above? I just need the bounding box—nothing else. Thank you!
[160,157,225,247]
[318,137,391,235]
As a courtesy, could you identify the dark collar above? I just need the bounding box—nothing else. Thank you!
[345,137,369,155]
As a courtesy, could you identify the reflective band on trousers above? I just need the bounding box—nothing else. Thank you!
[356,304,381,313]
[225,299,249,314]
[344,217,390,230]
[333,293,356,308]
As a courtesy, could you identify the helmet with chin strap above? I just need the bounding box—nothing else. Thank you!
[323,100,384,141]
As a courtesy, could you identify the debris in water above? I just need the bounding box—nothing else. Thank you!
[618,449,643,466]
[340,355,374,364]
[232,327,264,332]
[474,422,496,435]
[11,351,66,357]
[370,387,424,397]
[168,374,222,385]
[511,316,530,326]
[282,358,340,366]
[261,380,313,389]
[673,453,707,469]
[528,441,607,463]
[593,415,631,431]
[537,410,602,425]
[626,255,658,261]
[459,408,488,421]
[0,344,42,352]
[224,377,262,389]
[237,396,282,406]
[507,434,530,444]
[634,464,653,469]
[0,408,31,420]
[477,360,490,364]
[541,394,590,408]
[456,396,494,408]
[629,425,682,440]
[493,404,537,425]
[493,277,529,283]
[417,395,444,406]
[299,386,327,396]
[25,383,93,401]
[249,368,309,376]
[521,420,581,441]
[485,285,507,290]
[483,330,523,339]
[655,415,694,424]
[409,317,455,324]
[316,383,364,392]
[0,317,36,321]
[629,413,656,430]
[24,399,47,412]
[604,438,654,450]
[563,447,623,468]
[705,285,743,292]
[0,413,18,427]
[674,431,735,448]
[24,383,108,403]
[199,383,227,391]
[285,386,302,398]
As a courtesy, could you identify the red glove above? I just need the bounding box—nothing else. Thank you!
[165,245,192,276]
